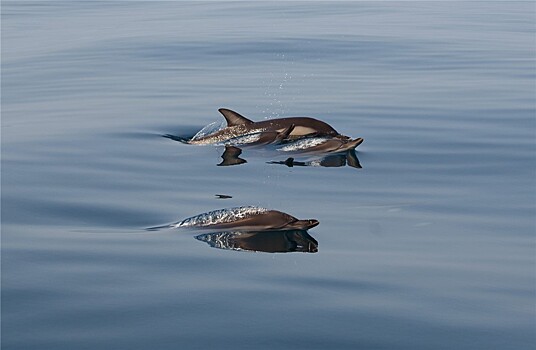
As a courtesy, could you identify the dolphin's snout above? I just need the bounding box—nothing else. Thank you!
[307,219,320,229]
[286,219,319,230]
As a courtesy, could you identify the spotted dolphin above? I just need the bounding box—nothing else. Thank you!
[149,206,319,231]
[185,108,341,145]
[277,136,364,154]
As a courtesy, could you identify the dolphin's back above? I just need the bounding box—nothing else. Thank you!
[173,206,270,228]
[254,117,339,137]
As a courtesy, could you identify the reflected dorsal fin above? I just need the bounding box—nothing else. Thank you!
[218,146,247,166]
[218,108,254,127]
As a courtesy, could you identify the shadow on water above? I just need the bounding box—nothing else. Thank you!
[195,230,318,253]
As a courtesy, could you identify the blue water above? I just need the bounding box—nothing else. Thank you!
[2,2,535,349]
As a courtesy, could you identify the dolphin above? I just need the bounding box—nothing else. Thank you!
[149,206,319,231]
[195,230,318,253]
[185,108,341,145]
[277,136,364,154]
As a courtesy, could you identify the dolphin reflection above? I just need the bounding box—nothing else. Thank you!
[218,146,247,166]
[195,230,318,253]
[216,145,362,169]
[267,149,362,169]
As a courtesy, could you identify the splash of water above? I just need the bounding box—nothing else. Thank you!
[191,120,226,141]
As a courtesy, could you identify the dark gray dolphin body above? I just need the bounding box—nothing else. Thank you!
[156,206,319,232]
[186,108,340,145]
[195,230,318,253]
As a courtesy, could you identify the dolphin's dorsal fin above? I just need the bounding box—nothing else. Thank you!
[218,108,254,127]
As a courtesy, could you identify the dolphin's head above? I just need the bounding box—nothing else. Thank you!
[286,219,319,230]
[335,134,351,141]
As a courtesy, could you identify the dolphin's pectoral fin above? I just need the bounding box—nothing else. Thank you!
[218,146,247,166]
[346,149,362,169]
[218,108,254,127]
[275,124,295,142]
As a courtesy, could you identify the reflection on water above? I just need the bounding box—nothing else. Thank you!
[219,145,362,169]
[268,150,362,169]
[196,230,318,253]
[219,146,247,166]
[215,194,233,199]
[164,136,364,169]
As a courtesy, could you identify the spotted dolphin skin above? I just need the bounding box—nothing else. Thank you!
[278,136,364,154]
[185,108,341,145]
[151,206,319,232]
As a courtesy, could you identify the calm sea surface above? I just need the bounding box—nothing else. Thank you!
[2,2,535,349]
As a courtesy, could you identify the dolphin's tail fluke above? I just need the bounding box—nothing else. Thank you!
[162,134,191,144]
